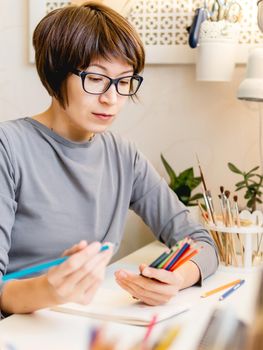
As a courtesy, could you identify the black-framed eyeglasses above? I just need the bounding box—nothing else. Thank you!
[72,69,143,96]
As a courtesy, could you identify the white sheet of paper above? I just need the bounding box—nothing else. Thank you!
[52,287,190,326]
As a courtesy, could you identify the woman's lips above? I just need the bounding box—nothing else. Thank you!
[92,113,114,120]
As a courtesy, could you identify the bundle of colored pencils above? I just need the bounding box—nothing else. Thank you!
[148,238,199,272]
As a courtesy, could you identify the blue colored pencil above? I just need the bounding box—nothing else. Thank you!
[165,243,190,270]
[2,244,110,282]
[219,279,245,301]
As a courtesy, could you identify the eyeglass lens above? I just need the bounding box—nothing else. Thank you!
[83,74,140,95]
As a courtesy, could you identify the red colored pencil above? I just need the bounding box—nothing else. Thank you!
[162,239,187,269]
[170,249,199,271]
[168,245,191,271]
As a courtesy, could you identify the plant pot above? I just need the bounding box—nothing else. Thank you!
[196,20,240,81]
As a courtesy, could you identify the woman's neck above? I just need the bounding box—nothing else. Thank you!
[32,101,94,142]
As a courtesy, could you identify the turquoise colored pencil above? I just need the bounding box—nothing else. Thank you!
[2,244,110,282]
[149,251,171,268]
[157,249,175,268]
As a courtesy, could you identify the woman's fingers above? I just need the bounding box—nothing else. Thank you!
[77,265,108,304]
[116,278,165,306]
[49,241,102,282]
[62,240,88,257]
[58,251,112,298]
[47,243,113,302]
[115,268,182,305]
[115,269,178,295]
[140,264,184,287]
[116,277,172,305]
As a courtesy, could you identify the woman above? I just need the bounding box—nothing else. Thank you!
[0,1,218,317]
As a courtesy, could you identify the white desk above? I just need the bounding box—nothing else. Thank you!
[0,241,260,350]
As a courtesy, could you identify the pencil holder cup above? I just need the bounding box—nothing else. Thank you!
[196,20,240,81]
[205,210,263,270]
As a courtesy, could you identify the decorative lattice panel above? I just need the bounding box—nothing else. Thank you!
[29,0,263,64]
[45,1,71,14]
[126,0,263,63]
[127,1,263,46]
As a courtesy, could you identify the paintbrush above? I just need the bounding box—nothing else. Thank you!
[196,154,208,192]
[220,186,226,207]
[233,195,241,227]
[224,190,233,227]
[197,200,209,223]
[233,195,244,266]
[203,191,215,224]
[225,190,238,266]
[218,194,226,226]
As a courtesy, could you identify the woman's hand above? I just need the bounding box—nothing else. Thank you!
[115,261,200,306]
[46,240,113,305]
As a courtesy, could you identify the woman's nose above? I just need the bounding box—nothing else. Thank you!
[99,84,118,105]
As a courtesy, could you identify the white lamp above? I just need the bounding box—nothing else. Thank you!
[237,47,263,102]
[258,0,263,32]
[237,46,263,173]
[237,2,263,101]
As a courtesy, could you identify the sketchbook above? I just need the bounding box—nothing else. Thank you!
[52,287,190,326]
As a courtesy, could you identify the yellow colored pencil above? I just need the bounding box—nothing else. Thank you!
[153,326,180,350]
[201,279,241,298]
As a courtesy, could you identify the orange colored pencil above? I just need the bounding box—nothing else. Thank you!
[170,249,198,271]
[201,279,241,298]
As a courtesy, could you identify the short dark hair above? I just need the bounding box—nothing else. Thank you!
[33,1,145,107]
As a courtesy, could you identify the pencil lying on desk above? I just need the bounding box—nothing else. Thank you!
[219,279,245,301]
[2,244,110,281]
[201,279,241,298]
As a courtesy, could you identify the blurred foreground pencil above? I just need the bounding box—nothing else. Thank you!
[153,326,180,350]
[143,314,158,344]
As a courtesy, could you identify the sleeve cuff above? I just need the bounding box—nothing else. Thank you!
[190,241,219,286]
[0,281,11,320]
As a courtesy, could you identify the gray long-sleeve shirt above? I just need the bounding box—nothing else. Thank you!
[0,118,218,291]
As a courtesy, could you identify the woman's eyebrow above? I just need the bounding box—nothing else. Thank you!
[88,64,134,75]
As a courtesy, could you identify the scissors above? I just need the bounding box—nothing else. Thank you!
[206,0,242,23]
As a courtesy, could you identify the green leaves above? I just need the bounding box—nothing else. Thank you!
[228,162,242,174]
[160,154,177,189]
[161,154,202,206]
[228,162,263,212]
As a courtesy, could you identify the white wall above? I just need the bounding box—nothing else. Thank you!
[0,0,261,259]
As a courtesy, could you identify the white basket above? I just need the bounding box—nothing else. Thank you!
[196,20,240,81]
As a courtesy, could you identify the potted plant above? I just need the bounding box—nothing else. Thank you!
[160,154,203,207]
[228,162,263,212]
